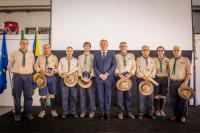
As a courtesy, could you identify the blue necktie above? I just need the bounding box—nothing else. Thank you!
[103,52,106,60]
[102,52,106,73]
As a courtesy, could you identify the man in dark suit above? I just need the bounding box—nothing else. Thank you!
[93,39,116,120]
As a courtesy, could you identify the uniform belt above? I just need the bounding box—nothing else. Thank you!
[46,75,56,77]
[13,73,32,76]
[170,79,184,82]
[156,76,168,79]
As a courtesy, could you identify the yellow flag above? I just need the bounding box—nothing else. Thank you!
[35,33,40,56]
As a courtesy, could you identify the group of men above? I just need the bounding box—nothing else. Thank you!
[8,39,192,123]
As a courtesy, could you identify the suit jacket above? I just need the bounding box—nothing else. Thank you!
[93,51,116,83]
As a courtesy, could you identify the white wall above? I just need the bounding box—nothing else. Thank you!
[0,0,50,30]
[52,0,193,50]
[0,12,50,31]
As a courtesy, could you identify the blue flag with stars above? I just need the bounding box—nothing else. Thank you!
[0,31,8,94]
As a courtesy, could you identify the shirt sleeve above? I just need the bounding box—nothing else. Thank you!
[7,51,15,72]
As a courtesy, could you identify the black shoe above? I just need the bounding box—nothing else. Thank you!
[61,114,67,119]
[138,115,143,120]
[72,114,78,118]
[100,114,104,120]
[26,114,34,120]
[105,114,111,120]
[170,116,178,121]
[148,115,155,119]
[180,116,186,123]
[14,115,21,122]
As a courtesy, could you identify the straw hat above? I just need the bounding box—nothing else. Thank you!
[64,72,78,87]
[78,71,92,88]
[116,78,132,91]
[139,81,153,96]
[35,74,47,89]
[178,86,195,100]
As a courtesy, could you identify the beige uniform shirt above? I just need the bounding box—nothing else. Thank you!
[115,53,136,75]
[154,56,169,77]
[78,53,94,77]
[34,54,58,72]
[8,50,34,74]
[58,57,79,76]
[169,56,192,81]
[136,56,156,78]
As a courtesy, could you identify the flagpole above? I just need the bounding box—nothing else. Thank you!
[33,26,40,94]
[8,72,16,114]
[36,26,38,34]
[8,72,13,89]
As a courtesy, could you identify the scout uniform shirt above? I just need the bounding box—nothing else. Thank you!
[169,56,192,81]
[136,56,156,78]
[115,52,136,75]
[78,53,94,77]
[8,50,34,74]
[58,56,79,77]
[34,54,58,73]
[154,56,169,77]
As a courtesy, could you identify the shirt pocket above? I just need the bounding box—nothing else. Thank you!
[26,55,34,65]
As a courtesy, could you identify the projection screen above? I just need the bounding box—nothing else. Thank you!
[51,0,192,50]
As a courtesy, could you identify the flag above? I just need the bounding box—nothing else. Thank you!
[32,32,41,94]
[33,32,40,57]
[0,31,8,94]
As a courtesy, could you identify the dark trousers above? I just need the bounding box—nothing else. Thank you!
[169,80,188,117]
[61,79,77,115]
[154,77,168,96]
[39,76,57,96]
[80,86,96,113]
[138,78,154,116]
[117,89,132,112]
[96,81,112,115]
[12,74,33,116]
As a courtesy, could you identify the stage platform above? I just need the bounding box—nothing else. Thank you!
[0,106,200,133]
